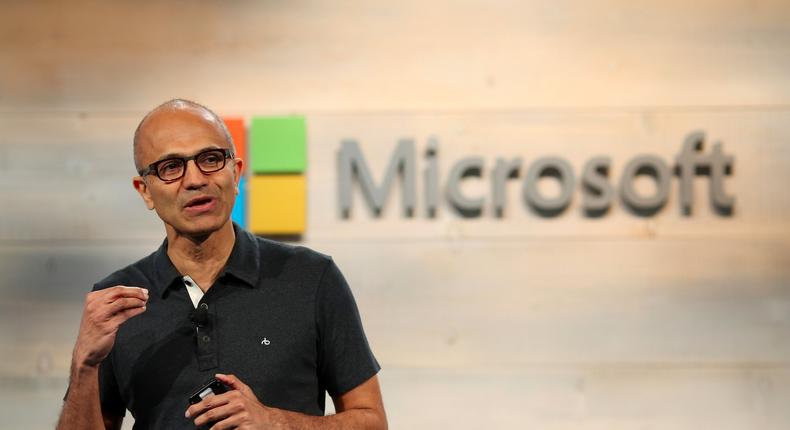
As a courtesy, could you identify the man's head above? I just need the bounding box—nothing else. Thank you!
[132,99,244,239]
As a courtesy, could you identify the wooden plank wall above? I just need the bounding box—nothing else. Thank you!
[1,1,789,429]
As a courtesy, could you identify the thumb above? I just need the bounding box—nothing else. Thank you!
[216,373,253,396]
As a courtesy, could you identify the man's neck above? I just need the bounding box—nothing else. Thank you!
[165,221,236,293]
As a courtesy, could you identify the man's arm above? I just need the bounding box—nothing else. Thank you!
[56,286,148,430]
[328,373,387,429]
[186,373,387,430]
[56,363,124,430]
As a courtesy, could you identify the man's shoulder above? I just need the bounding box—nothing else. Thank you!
[255,235,329,260]
[245,231,334,276]
[92,250,159,292]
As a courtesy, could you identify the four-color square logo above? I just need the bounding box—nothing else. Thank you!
[224,116,307,236]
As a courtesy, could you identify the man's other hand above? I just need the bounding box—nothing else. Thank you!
[186,373,288,429]
[73,286,148,368]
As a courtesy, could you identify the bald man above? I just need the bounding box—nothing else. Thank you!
[57,100,386,429]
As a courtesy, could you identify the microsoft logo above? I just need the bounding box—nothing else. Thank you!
[224,116,307,236]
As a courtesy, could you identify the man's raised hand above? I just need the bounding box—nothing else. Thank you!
[73,286,148,368]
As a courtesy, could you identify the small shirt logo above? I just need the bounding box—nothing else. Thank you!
[261,338,271,346]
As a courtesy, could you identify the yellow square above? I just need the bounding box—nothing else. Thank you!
[249,175,306,235]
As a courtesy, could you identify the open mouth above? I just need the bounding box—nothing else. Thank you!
[185,196,215,210]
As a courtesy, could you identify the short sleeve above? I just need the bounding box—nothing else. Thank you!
[315,258,381,397]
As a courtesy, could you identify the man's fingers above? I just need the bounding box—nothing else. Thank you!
[192,401,240,427]
[106,297,146,316]
[109,305,147,327]
[209,414,243,430]
[186,393,231,419]
[101,286,149,302]
[215,374,252,396]
[97,297,146,321]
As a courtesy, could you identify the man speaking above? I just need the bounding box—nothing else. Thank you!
[57,99,386,429]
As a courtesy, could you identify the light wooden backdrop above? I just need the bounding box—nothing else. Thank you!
[1,1,789,429]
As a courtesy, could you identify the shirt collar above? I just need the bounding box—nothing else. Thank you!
[220,222,261,288]
[151,222,260,298]
[151,240,182,298]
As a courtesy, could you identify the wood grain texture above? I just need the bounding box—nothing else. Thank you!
[1,1,789,428]
[5,367,790,430]
[1,1,789,112]
[1,238,788,375]
[306,110,790,240]
[2,110,789,241]
[378,366,790,430]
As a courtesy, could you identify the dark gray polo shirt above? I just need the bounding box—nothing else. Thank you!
[93,224,380,429]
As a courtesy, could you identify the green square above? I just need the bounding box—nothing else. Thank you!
[250,116,306,173]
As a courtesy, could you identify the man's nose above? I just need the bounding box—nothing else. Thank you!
[181,159,208,189]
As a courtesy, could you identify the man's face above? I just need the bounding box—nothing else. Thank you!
[132,107,243,238]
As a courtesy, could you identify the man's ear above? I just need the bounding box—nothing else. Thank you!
[132,176,155,210]
[233,158,245,193]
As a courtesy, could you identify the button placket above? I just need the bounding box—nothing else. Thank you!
[195,300,218,370]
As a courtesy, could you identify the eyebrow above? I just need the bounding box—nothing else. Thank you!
[153,146,222,163]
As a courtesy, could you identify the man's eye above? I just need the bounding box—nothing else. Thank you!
[202,154,221,163]
[159,160,182,173]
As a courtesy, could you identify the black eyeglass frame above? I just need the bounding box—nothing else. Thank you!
[138,148,235,182]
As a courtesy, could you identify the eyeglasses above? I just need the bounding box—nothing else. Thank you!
[138,148,234,182]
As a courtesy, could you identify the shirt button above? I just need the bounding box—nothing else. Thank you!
[199,303,209,311]
[202,335,210,343]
